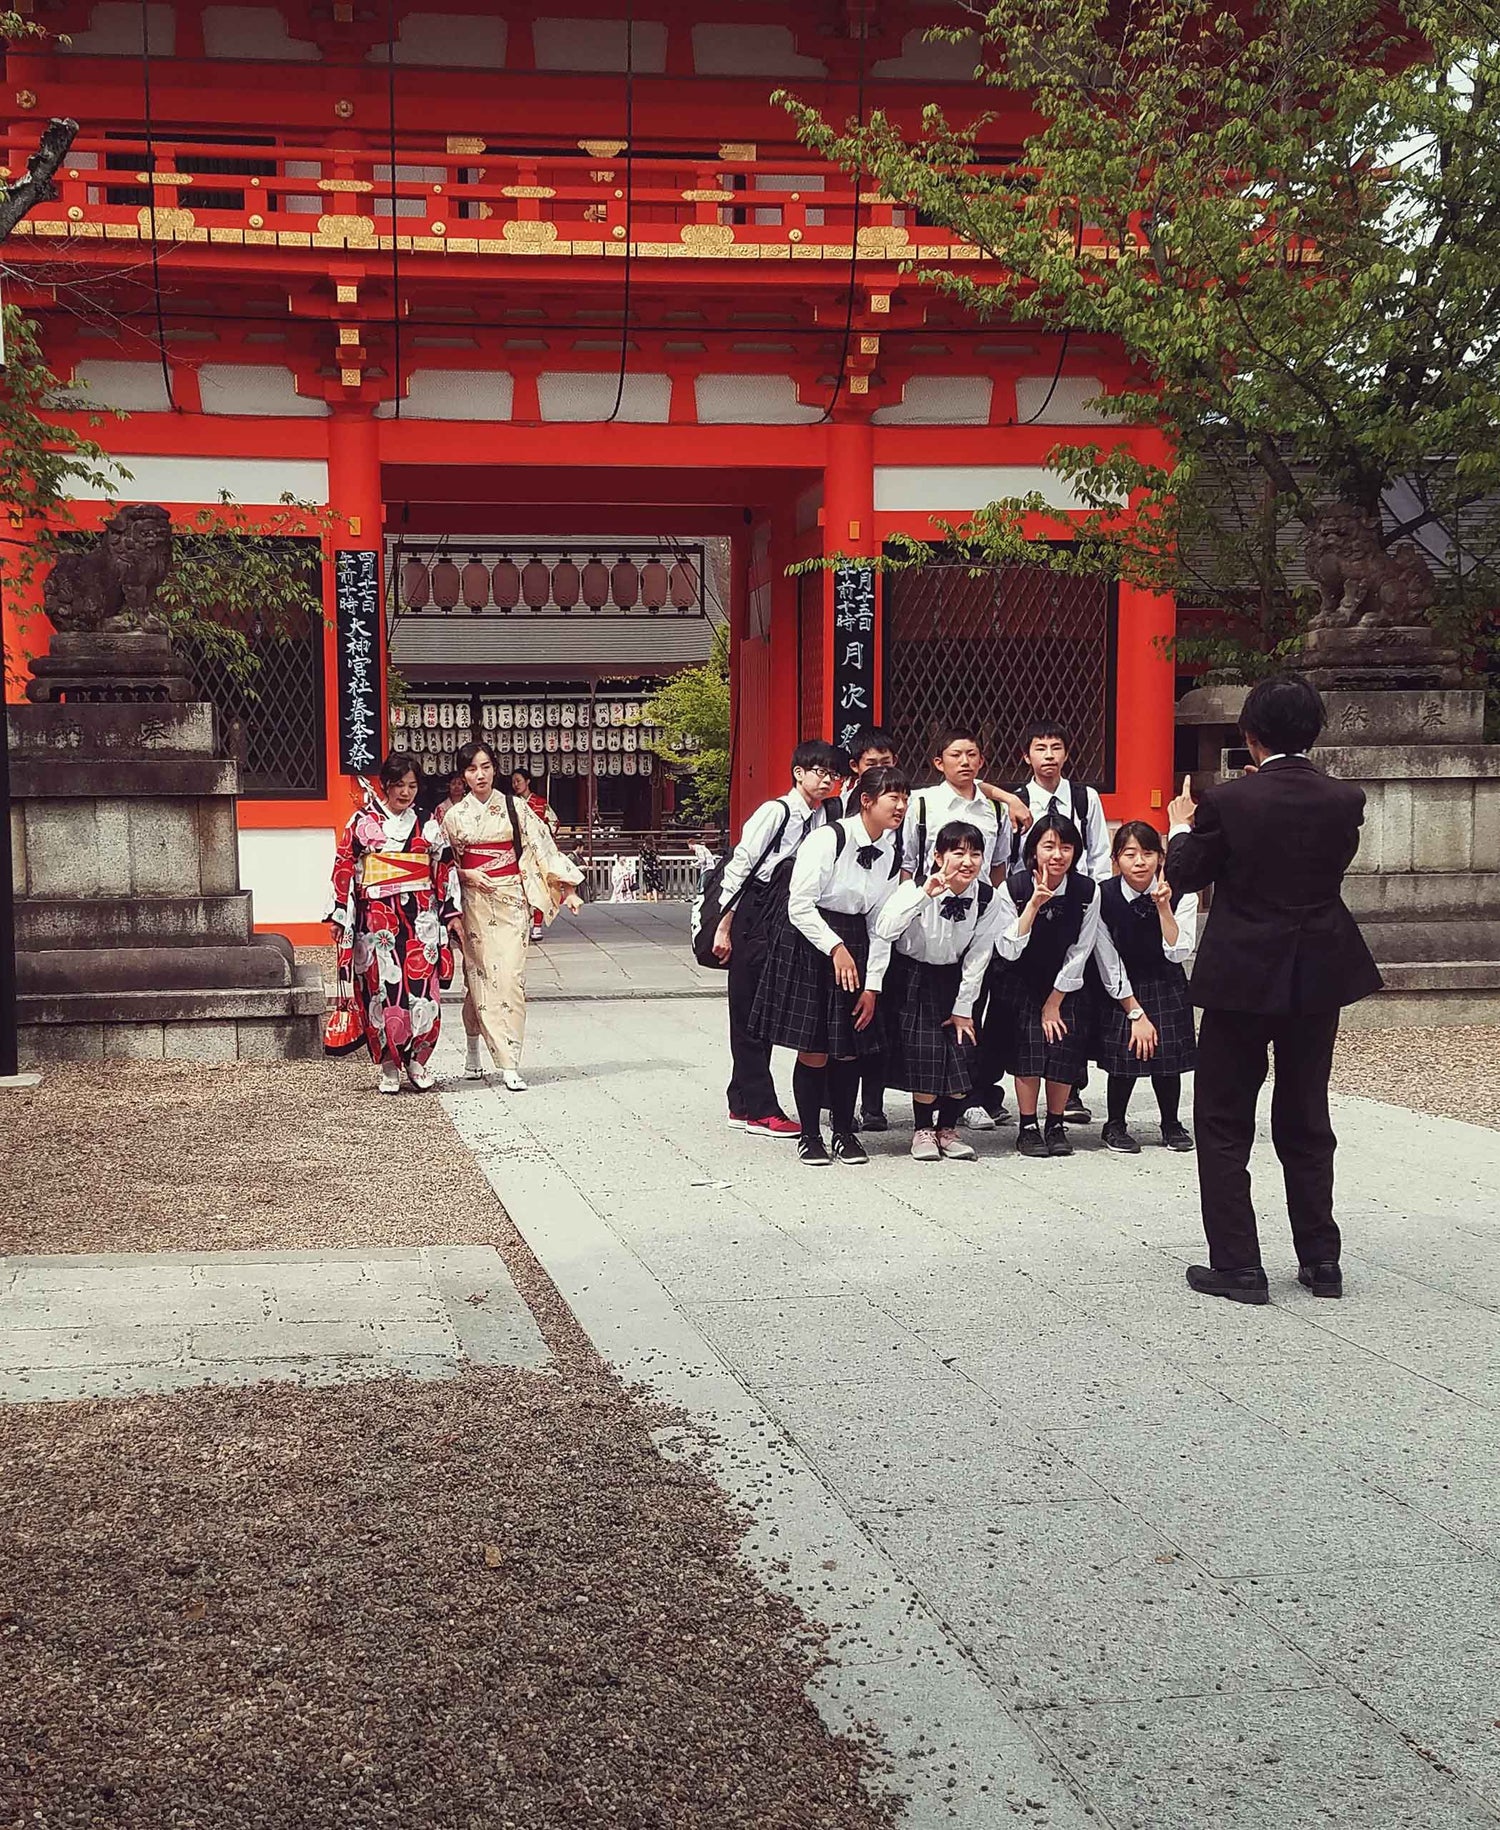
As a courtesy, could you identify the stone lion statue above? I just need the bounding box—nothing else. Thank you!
[1305,504,1435,630]
[43,503,174,635]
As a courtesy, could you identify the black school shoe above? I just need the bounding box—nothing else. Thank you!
[798,1134,831,1166]
[1160,1121,1195,1152]
[1186,1264,1270,1305]
[1101,1120,1141,1154]
[1015,1123,1050,1159]
[831,1130,870,1165]
[860,1110,890,1133]
[1044,1117,1074,1157]
[1298,1260,1343,1298]
[1063,1092,1092,1124]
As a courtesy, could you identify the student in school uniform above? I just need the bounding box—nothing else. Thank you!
[750,765,910,1166]
[874,820,1011,1162]
[1091,821,1198,1154]
[970,717,1110,1130]
[713,740,844,1137]
[835,727,899,1128]
[983,811,1102,1158]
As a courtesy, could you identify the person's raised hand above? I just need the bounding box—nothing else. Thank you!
[1167,774,1197,828]
[1150,874,1173,912]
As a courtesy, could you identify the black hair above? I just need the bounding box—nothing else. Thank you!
[378,750,423,790]
[1021,718,1070,752]
[509,767,536,787]
[1240,674,1325,754]
[1112,819,1165,860]
[1022,810,1083,869]
[855,763,912,805]
[929,724,984,759]
[791,738,843,775]
[846,724,898,766]
[455,740,498,774]
[932,819,986,856]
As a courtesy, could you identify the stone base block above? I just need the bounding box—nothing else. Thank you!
[15,893,257,952]
[19,940,297,996]
[19,965,326,1031]
[19,1011,324,1066]
[1342,988,1500,1031]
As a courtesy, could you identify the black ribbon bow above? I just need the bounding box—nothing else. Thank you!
[855,843,883,869]
[938,895,971,921]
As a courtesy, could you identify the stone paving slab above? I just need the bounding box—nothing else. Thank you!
[0,1245,548,1402]
[445,901,724,1003]
[438,992,1500,1827]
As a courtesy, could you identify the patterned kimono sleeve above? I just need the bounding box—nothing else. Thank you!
[327,814,360,932]
[423,815,462,921]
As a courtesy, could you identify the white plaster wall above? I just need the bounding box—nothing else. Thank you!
[202,5,317,58]
[874,466,1111,513]
[533,16,667,71]
[239,827,338,927]
[61,1,174,54]
[369,12,507,65]
[537,371,671,422]
[1014,375,1112,424]
[691,23,824,75]
[70,360,173,413]
[375,370,514,419]
[694,374,821,424]
[871,28,980,80]
[199,363,329,417]
[67,456,330,506]
[873,376,993,425]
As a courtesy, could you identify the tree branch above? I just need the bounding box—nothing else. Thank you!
[0,117,80,242]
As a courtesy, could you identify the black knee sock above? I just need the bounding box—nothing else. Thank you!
[1107,1076,1134,1127]
[935,1096,963,1128]
[793,1061,826,1140]
[828,1058,860,1134]
[1153,1074,1181,1127]
[912,1096,936,1129]
[861,1073,886,1118]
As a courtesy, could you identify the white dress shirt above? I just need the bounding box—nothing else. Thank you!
[994,874,1103,992]
[719,789,830,904]
[1016,776,1111,882]
[1093,879,1201,999]
[788,815,902,991]
[875,878,1016,1017]
[901,782,1007,877]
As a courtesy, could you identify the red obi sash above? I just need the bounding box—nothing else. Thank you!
[463,842,520,879]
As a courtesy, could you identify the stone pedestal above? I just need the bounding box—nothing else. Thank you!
[8,701,325,1064]
[1312,688,1500,1029]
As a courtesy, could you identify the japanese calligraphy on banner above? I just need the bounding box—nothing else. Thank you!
[334,549,383,776]
[831,564,878,757]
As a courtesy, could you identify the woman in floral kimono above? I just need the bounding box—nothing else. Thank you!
[444,741,584,1091]
[328,750,462,1095]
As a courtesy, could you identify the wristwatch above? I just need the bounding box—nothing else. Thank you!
[1126,1007,1146,1021]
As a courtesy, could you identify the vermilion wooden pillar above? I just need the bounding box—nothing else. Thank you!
[823,417,877,738]
[1114,581,1177,819]
[327,407,385,780]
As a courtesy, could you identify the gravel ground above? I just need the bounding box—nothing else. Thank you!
[0,1061,899,1829]
[0,1370,898,1830]
[1331,1023,1500,1129]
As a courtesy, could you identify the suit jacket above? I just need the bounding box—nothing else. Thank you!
[1166,755,1382,1015]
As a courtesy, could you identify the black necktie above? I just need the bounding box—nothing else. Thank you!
[938,896,971,921]
[855,843,882,869]
[1047,794,1061,820]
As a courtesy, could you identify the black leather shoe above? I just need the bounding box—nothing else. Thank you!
[1101,1120,1141,1154]
[1298,1260,1343,1298]
[797,1134,830,1166]
[1063,1093,1092,1123]
[1186,1264,1270,1305]
[1015,1125,1049,1158]
[831,1130,869,1165]
[860,1111,889,1133]
[1044,1117,1074,1157]
[1160,1121,1195,1152]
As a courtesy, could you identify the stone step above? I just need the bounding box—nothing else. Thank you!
[1361,919,1500,964]
[18,941,303,997]
[15,894,256,951]
[1343,871,1500,921]
[10,756,238,799]
[19,965,327,1026]
[1375,959,1500,992]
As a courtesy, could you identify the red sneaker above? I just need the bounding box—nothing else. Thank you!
[746,1114,799,1139]
[727,1112,748,1129]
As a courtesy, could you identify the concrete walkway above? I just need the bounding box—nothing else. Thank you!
[438,995,1500,1830]
[518,900,722,1000]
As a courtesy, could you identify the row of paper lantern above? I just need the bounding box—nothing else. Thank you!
[399,555,699,614]
[390,699,655,731]
[401,724,648,754]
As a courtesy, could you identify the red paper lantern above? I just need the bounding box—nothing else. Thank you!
[522,558,551,609]
[552,559,581,610]
[669,558,698,609]
[581,558,610,610]
[610,560,639,609]
[640,558,669,612]
[491,560,521,612]
[400,558,430,610]
[430,557,461,611]
[461,558,490,611]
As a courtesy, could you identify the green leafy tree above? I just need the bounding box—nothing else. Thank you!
[645,629,731,820]
[781,0,1500,687]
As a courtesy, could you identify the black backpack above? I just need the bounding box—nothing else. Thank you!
[759,819,904,930]
[1008,778,1094,866]
[690,802,792,970]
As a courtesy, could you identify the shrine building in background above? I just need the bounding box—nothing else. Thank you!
[2,0,1177,943]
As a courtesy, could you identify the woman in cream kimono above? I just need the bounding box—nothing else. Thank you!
[443,741,584,1090]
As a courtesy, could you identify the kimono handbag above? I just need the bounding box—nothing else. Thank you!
[323,965,366,1057]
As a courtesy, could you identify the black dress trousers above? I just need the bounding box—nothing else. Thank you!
[725,879,780,1119]
[1194,1007,1342,1271]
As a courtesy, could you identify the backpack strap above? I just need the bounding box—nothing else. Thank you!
[976,880,994,914]
[723,800,792,914]
[831,820,846,861]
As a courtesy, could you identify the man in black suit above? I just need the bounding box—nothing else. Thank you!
[1165,675,1383,1305]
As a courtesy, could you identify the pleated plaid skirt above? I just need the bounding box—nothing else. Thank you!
[985,969,1091,1083]
[750,905,882,1059]
[879,954,977,1098]
[1092,965,1197,1077]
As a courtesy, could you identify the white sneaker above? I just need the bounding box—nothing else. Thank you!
[407,1059,435,1092]
[936,1128,978,1161]
[377,1064,401,1096]
[465,1037,485,1079]
[501,1068,528,1093]
[960,1105,996,1130]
